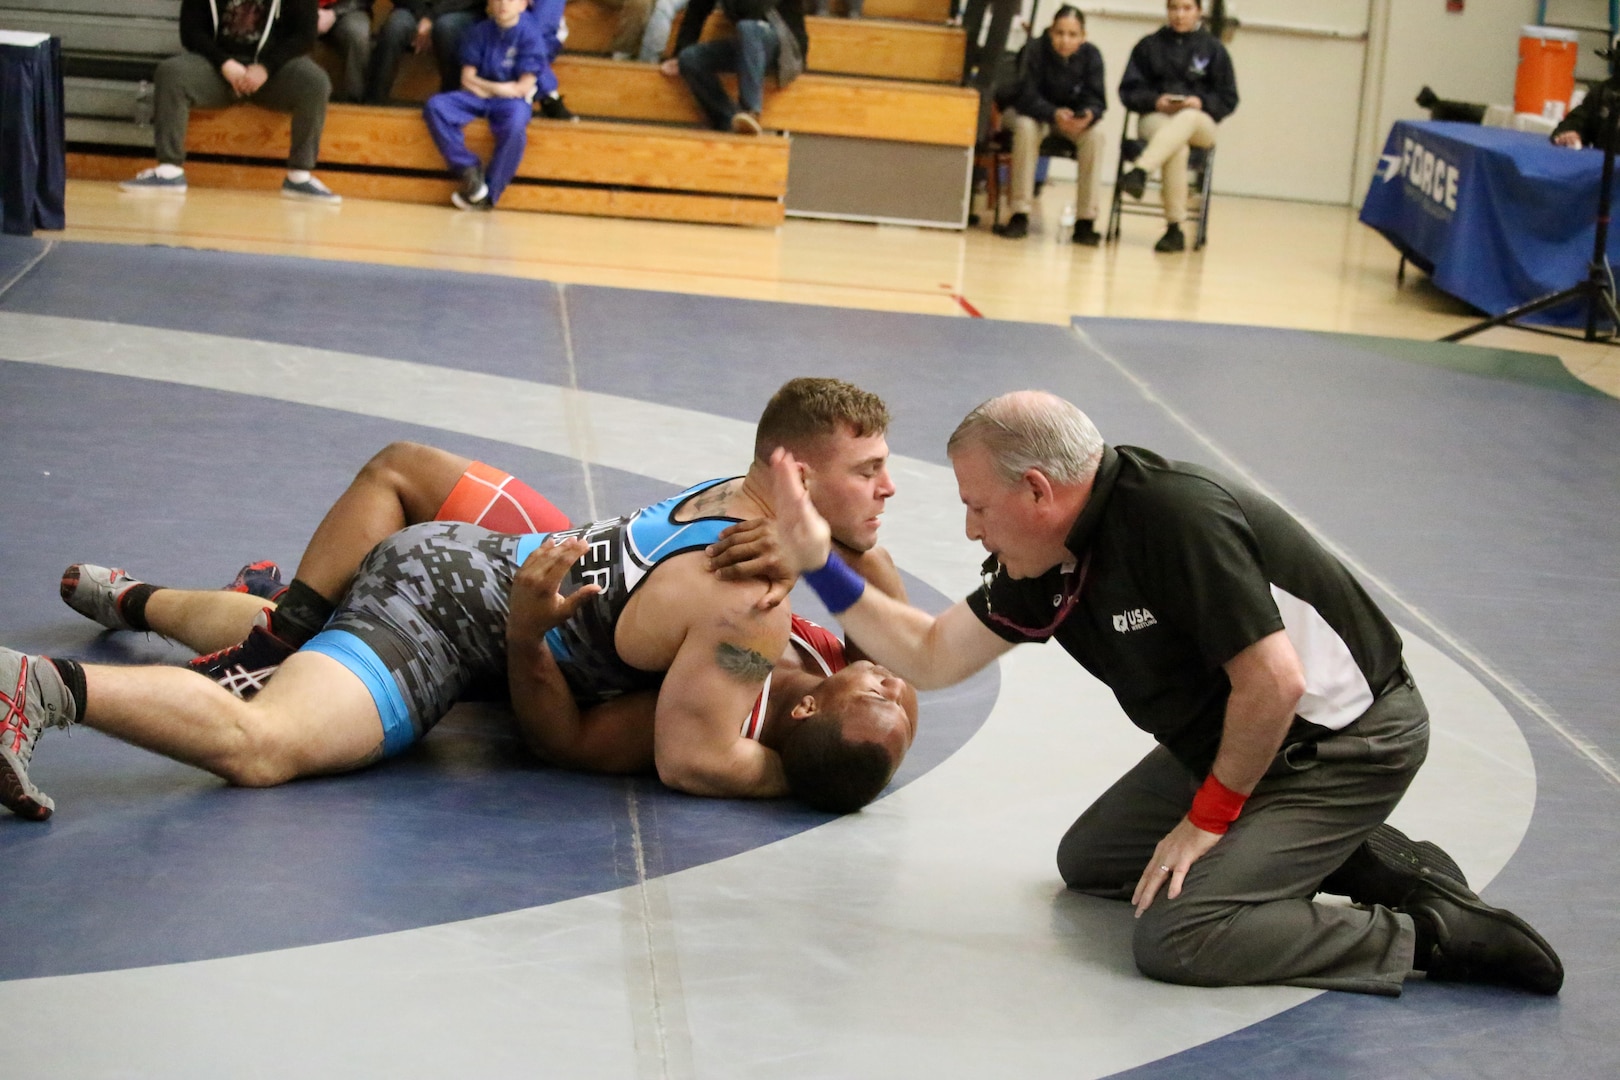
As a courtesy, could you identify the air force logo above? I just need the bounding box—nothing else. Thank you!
[1190,55,1210,76]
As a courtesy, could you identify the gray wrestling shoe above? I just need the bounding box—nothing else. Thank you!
[1,647,76,820]
[60,563,144,631]
[1319,823,1471,908]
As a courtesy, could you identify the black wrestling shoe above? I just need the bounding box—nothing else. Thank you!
[1320,823,1470,908]
[187,611,297,700]
[994,212,1029,239]
[1402,875,1564,995]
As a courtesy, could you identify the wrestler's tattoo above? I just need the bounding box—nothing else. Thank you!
[681,479,739,519]
[715,642,773,682]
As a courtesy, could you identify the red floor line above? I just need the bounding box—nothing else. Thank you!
[953,293,984,318]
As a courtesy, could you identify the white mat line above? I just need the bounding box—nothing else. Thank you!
[1068,322,1620,789]
[555,282,602,523]
[0,238,53,303]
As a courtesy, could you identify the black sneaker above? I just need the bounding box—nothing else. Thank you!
[187,611,297,700]
[1402,875,1564,995]
[1072,219,1102,246]
[1120,166,1147,200]
[538,93,578,122]
[1154,223,1186,253]
[993,212,1029,239]
[1319,823,1469,908]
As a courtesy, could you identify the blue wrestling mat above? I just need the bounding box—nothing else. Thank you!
[1,235,1615,1080]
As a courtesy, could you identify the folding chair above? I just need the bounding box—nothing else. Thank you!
[1105,111,1217,250]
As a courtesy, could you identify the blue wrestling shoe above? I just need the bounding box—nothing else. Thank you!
[187,610,297,700]
[1,648,75,821]
[224,560,285,600]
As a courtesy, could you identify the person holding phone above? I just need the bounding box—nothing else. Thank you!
[1116,0,1238,252]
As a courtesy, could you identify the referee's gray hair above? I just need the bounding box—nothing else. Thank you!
[946,391,1105,486]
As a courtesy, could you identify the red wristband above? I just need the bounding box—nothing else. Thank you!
[1187,773,1248,835]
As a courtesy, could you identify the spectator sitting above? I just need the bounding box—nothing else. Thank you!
[638,0,689,63]
[960,0,1020,147]
[993,6,1107,245]
[424,0,547,211]
[527,0,578,118]
[661,0,808,134]
[1116,0,1238,253]
[318,0,373,102]
[120,0,340,203]
[595,0,656,59]
[366,0,487,103]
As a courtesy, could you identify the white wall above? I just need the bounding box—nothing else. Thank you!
[1030,0,1541,205]
[1353,0,1541,200]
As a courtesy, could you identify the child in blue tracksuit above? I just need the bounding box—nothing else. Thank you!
[423,0,551,210]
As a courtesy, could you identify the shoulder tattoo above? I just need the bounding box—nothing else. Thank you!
[715,641,773,683]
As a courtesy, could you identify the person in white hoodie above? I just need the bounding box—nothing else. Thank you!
[120,0,341,202]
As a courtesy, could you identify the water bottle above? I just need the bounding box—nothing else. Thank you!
[1058,203,1076,241]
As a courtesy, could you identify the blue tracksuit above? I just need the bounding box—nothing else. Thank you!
[422,13,550,204]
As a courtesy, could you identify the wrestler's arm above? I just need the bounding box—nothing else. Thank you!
[830,543,905,663]
[506,538,657,774]
[508,638,656,774]
[651,593,791,799]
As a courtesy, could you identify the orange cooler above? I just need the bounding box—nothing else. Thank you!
[1516,25,1579,117]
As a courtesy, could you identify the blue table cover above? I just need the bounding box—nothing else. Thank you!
[1360,119,1620,326]
[0,34,65,237]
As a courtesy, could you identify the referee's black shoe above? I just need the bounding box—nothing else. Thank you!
[1319,823,1469,908]
[1401,875,1564,995]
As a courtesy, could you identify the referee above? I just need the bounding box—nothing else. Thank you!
[747,388,1563,997]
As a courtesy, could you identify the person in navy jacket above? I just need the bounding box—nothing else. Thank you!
[994,6,1107,245]
[1117,0,1238,252]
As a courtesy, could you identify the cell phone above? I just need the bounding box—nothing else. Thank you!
[1166,94,1188,102]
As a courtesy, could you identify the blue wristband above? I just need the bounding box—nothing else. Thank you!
[802,552,866,614]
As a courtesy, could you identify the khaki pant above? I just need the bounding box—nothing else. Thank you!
[596,0,656,55]
[1004,110,1105,220]
[1135,108,1218,224]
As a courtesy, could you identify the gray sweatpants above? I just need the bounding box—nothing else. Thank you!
[152,52,331,170]
[1057,680,1430,996]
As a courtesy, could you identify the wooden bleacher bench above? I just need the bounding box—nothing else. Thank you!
[560,1,964,83]
[4,0,975,226]
[550,54,973,146]
[65,103,790,226]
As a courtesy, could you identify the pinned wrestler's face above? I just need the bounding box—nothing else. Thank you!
[798,425,896,554]
[806,660,919,765]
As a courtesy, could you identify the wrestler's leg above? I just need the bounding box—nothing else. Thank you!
[292,441,475,601]
[79,650,386,786]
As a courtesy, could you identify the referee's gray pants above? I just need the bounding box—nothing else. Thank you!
[1057,681,1429,996]
[153,52,330,170]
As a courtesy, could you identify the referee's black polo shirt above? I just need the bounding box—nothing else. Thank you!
[967,445,1406,776]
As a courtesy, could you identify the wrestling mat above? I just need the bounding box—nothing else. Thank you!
[0,235,1615,1079]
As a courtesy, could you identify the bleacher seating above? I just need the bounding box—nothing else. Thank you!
[0,0,977,226]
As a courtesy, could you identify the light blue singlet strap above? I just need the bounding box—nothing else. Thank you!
[627,477,739,565]
[302,629,417,757]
